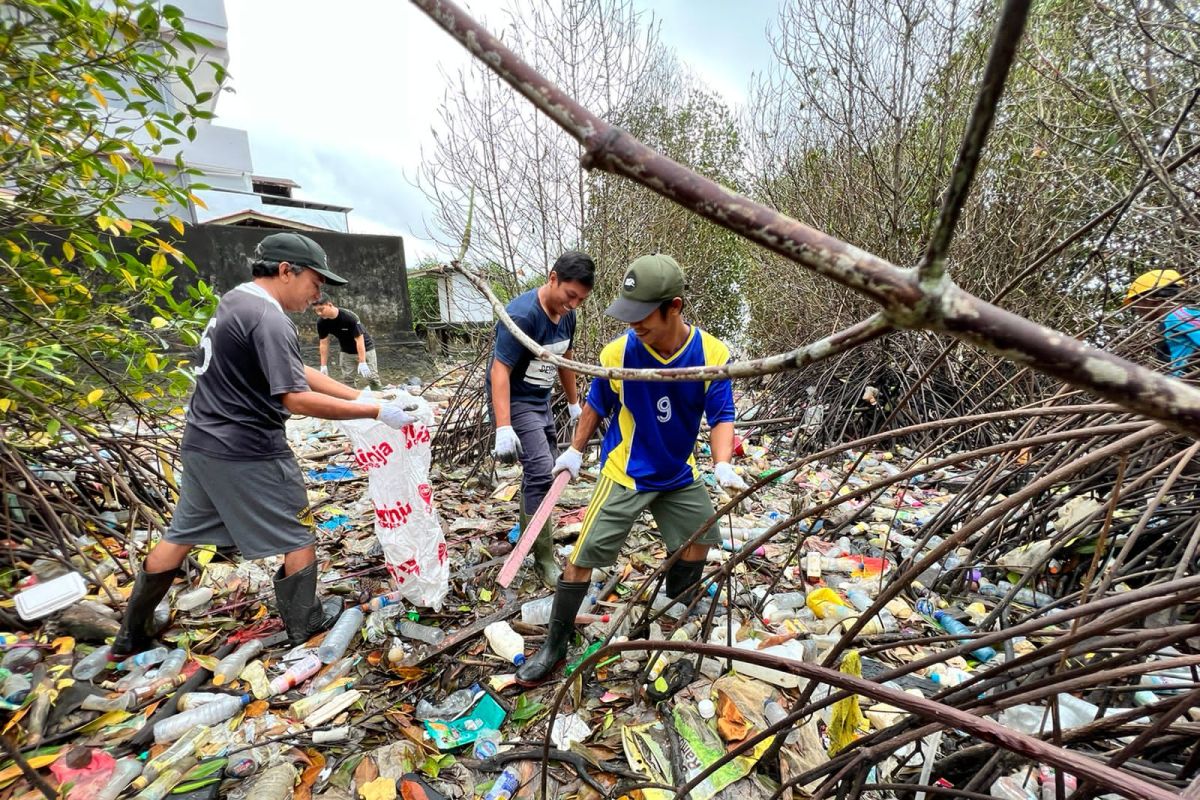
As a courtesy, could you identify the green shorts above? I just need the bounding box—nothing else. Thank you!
[568,476,720,568]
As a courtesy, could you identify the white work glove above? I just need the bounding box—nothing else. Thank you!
[494,425,522,465]
[356,389,373,401]
[319,365,328,375]
[715,462,749,492]
[567,402,582,422]
[357,362,371,378]
[377,402,416,429]
[553,447,583,480]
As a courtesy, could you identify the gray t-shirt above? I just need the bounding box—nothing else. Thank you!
[181,282,309,460]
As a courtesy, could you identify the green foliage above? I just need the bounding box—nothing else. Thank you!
[408,275,441,325]
[0,0,218,431]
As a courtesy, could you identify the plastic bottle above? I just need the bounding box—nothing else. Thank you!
[763,700,800,744]
[247,762,295,798]
[289,680,351,720]
[81,691,132,712]
[2,672,31,703]
[414,685,481,720]
[175,587,213,612]
[152,693,249,743]
[845,588,873,612]
[521,596,555,625]
[155,648,187,681]
[473,728,502,758]
[310,655,360,693]
[361,590,403,612]
[114,665,149,691]
[1038,765,1077,800]
[95,757,143,800]
[484,621,526,666]
[318,607,363,663]
[1,645,42,671]
[772,591,808,611]
[268,653,321,695]
[176,691,226,711]
[932,611,996,662]
[398,620,446,645]
[483,764,522,800]
[134,756,196,800]
[117,646,168,672]
[980,580,1055,608]
[141,726,209,783]
[213,639,264,686]
[72,644,113,680]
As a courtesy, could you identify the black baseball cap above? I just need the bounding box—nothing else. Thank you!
[604,254,686,323]
[255,232,348,286]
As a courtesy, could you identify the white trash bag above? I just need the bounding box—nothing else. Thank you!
[337,390,448,610]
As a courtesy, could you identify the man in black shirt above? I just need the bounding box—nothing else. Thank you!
[111,232,417,655]
[314,297,383,391]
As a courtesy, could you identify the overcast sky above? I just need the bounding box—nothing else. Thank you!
[215,1,781,267]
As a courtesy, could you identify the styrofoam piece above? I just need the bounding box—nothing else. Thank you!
[16,572,87,621]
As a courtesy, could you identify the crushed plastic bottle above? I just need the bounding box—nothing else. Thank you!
[763,699,800,744]
[484,621,526,666]
[95,757,143,800]
[117,646,168,672]
[318,607,363,663]
[152,693,249,743]
[310,655,360,693]
[414,684,481,721]
[154,648,188,681]
[214,639,264,686]
[520,595,555,625]
[398,620,446,645]
[473,728,502,758]
[175,587,214,612]
[72,644,113,680]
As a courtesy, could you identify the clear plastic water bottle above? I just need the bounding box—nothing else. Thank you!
[213,639,264,686]
[772,591,808,611]
[414,685,480,720]
[482,764,522,800]
[95,756,143,800]
[310,655,360,694]
[177,691,227,711]
[361,590,403,613]
[72,644,113,680]
[117,646,168,672]
[1,645,42,672]
[152,693,249,742]
[268,653,321,695]
[175,587,214,612]
[155,648,187,681]
[845,588,873,612]
[318,607,362,663]
[81,691,132,712]
[134,757,197,800]
[520,596,554,625]
[483,622,526,666]
[398,620,445,645]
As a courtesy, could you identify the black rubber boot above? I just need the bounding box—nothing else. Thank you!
[112,567,178,658]
[515,579,589,687]
[666,558,707,604]
[273,563,342,647]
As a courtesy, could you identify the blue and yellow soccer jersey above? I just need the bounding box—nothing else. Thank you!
[585,326,735,492]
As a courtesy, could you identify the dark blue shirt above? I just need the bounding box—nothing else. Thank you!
[487,289,575,404]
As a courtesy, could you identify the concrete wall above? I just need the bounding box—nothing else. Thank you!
[169,223,432,376]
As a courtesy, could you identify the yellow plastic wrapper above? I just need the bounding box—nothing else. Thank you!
[827,650,867,755]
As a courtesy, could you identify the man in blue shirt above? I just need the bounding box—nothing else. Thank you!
[487,251,595,587]
[515,254,748,686]
[1125,269,1200,377]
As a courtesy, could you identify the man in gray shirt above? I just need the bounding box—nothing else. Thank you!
[113,232,417,653]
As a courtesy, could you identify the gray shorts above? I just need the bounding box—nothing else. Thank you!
[165,450,315,559]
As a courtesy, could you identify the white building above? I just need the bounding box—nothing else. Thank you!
[119,0,349,232]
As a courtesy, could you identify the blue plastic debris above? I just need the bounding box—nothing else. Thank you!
[306,465,356,482]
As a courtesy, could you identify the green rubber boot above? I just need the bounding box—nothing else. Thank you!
[521,505,561,589]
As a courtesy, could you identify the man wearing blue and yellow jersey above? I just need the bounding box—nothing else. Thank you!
[515,254,748,686]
